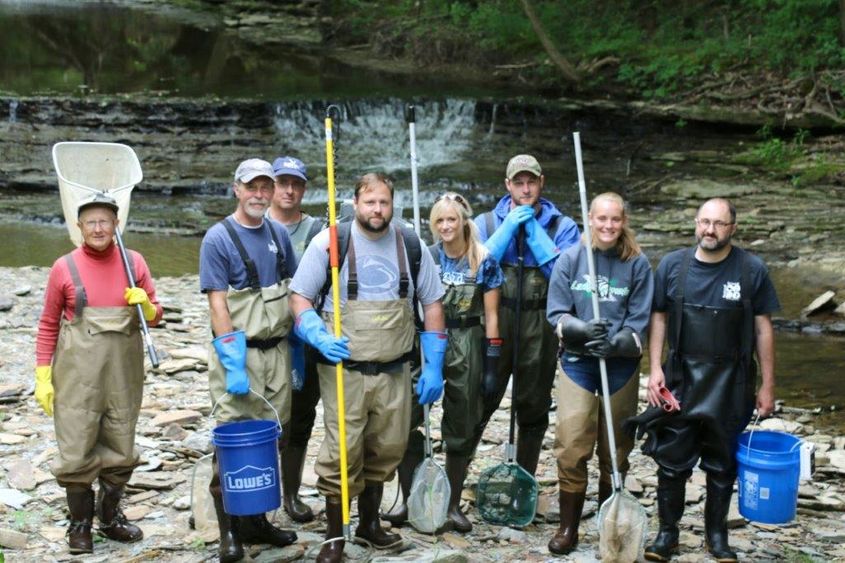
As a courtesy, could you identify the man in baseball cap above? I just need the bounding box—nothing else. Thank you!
[234,158,276,184]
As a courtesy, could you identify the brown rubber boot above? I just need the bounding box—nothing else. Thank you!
[96,479,143,543]
[281,445,315,523]
[66,486,95,554]
[445,454,472,533]
[547,489,586,555]
[355,483,402,548]
[317,498,344,563]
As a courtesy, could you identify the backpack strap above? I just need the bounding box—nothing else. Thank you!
[484,211,496,239]
[428,243,440,266]
[265,221,289,282]
[737,247,754,363]
[304,216,325,249]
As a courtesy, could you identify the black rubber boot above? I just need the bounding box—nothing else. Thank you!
[547,489,586,554]
[515,429,544,476]
[317,498,344,563]
[705,472,738,563]
[281,445,315,523]
[644,472,686,562]
[210,456,244,563]
[66,486,95,554]
[356,483,402,548]
[239,513,297,547]
[382,431,424,526]
[598,479,613,509]
[96,479,143,543]
[445,454,472,533]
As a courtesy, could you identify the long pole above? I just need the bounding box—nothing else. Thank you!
[573,132,622,492]
[114,227,159,368]
[325,106,352,540]
[405,105,422,235]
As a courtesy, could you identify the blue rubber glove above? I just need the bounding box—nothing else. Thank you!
[524,217,559,266]
[294,309,351,364]
[484,205,534,262]
[417,331,447,404]
[289,332,306,391]
[212,330,249,395]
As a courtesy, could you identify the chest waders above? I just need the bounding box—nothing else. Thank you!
[315,226,416,506]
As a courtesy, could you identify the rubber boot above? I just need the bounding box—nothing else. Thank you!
[445,454,472,533]
[66,486,94,554]
[598,479,613,509]
[382,431,424,526]
[96,479,143,542]
[281,445,314,523]
[239,513,297,547]
[548,489,586,554]
[705,472,738,563]
[210,457,244,563]
[355,483,402,548]
[644,473,686,562]
[317,498,344,563]
[516,429,544,476]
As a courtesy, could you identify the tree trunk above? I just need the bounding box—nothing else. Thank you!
[517,0,580,84]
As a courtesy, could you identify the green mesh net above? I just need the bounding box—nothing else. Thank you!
[476,462,538,527]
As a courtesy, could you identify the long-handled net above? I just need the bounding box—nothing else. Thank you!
[407,404,450,533]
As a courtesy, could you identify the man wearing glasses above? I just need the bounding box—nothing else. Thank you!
[474,154,581,480]
[35,193,162,554]
[643,197,779,562]
[199,158,299,562]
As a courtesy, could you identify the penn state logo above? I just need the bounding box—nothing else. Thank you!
[722,281,741,301]
[224,465,277,493]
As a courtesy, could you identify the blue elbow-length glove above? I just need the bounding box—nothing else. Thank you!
[294,309,351,364]
[289,332,306,391]
[484,205,534,262]
[417,331,447,404]
[212,330,249,395]
[524,217,559,266]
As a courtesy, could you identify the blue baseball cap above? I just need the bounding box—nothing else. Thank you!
[272,156,307,182]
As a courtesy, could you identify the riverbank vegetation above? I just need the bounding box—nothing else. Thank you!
[326,0,845,124]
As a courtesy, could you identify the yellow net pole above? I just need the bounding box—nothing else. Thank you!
[324,108,351,539]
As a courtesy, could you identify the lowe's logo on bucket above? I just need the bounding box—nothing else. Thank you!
[224,465,277,493]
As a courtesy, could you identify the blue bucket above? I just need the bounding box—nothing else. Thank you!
[212,419,281,516]
[736,430,801,524]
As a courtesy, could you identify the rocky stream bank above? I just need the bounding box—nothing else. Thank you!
[0,267,844,562]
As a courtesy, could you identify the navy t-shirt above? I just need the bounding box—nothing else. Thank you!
[199,216,297,292]
[653,246,780,314]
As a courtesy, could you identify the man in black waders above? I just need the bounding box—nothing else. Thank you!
[290,172,446,563]
[643,198,779,562]
[199,159,299,562]
[266,155,326,522]
[472,155,580,479]
[35,193,162,554]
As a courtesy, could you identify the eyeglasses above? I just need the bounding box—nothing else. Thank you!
[695,218,734,229]
[81,219,115,230]
[434,192,470,212]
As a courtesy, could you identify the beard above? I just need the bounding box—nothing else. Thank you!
[357,214,391,233]
[697,232,731,252]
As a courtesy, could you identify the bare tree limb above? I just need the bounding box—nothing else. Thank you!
[517,0,581,84]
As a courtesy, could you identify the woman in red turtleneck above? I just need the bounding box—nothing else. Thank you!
[35,195,162,555]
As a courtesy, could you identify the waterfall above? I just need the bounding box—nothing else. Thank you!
[9,99,18,123]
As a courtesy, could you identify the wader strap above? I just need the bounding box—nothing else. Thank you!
[445,317,481,329]
[222,218,288,291]
[223,219,260,290]
[347,231,359,300]
[246,336,285,350]
[739,248,753,363]
[395,226,410,299]
[672,247,694,353]
[64,255,88,316]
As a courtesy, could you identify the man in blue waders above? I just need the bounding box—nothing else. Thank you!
[290,172,446,563]
[199,159,299,562]
[643,198,780,562]
[266,155,326,522]
[472,154,581,479]
[35,193,163,554]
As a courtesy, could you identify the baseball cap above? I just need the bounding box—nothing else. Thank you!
[234,158,275,184]
[506,154,542,180]
[77,192,119,217]
[272,156,308,182]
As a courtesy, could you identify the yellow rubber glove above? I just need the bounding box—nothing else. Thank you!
[124,287,157,321]
[35,366,54,416]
